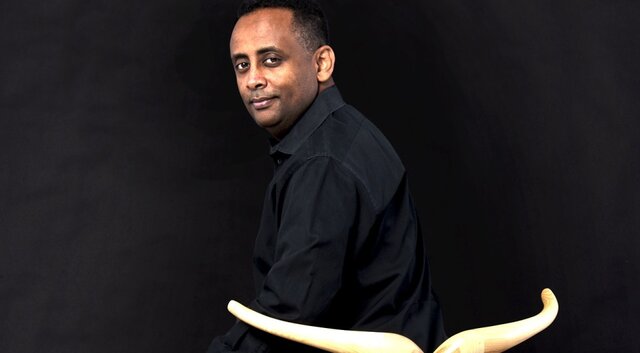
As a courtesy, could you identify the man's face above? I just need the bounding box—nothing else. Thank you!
[230,8,319,139]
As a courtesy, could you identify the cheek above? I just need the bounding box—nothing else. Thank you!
[296,69,320,99]
[282,67,316,95]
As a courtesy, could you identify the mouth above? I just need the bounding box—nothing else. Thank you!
[250,96,277,110]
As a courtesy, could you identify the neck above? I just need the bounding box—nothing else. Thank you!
[318,78,335,93]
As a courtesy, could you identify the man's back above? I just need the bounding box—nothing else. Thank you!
[248,86,446,352]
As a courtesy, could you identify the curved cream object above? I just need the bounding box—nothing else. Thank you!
[433,288,559,353]
[227,288,558,353]
[227,301,423,353]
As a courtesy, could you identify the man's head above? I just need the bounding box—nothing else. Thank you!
[230,0,335,139]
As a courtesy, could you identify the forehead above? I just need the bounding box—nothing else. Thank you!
[230,8,298,54]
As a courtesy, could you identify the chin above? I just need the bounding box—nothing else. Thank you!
[252,114,281,130]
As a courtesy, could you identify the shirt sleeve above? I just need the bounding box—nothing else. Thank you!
[253,157,361,323]
[206,321,269,353]
[206,157,365,353]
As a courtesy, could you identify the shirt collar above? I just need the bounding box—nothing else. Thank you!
[269,85,346,157]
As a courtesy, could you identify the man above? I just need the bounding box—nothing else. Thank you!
[207,0,446,352]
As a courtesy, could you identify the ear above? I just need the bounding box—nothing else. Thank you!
[314,45,335,83]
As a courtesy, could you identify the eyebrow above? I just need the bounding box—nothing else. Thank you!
[231,46,282,62]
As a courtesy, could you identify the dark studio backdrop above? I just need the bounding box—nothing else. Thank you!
[1,0,638,352]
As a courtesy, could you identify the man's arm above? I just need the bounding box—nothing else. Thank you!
[209,157,366,352]
[253,157,361,322]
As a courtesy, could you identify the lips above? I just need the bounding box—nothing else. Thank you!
[251,96,276,110]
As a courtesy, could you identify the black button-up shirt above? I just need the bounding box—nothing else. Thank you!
[208,86,446,353]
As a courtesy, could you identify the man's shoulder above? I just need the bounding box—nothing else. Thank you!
[323,104,401,161]
[298,104,406,210]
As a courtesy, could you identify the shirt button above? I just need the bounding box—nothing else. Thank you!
[276,158,282,165]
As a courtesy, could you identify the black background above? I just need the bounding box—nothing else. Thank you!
[2,1,638,352]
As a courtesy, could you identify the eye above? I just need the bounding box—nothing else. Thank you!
[234,61,249,72]
[264,57,281,66]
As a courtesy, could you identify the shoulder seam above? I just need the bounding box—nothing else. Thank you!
[299,154,379,212]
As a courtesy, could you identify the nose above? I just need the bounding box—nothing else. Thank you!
[246,66,266,91]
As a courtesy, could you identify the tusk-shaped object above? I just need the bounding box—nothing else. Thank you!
[227,288,558,353]
[227,301,423,353]
[433,288,559,353]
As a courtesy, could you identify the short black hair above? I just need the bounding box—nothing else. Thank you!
[237,0,330,52]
